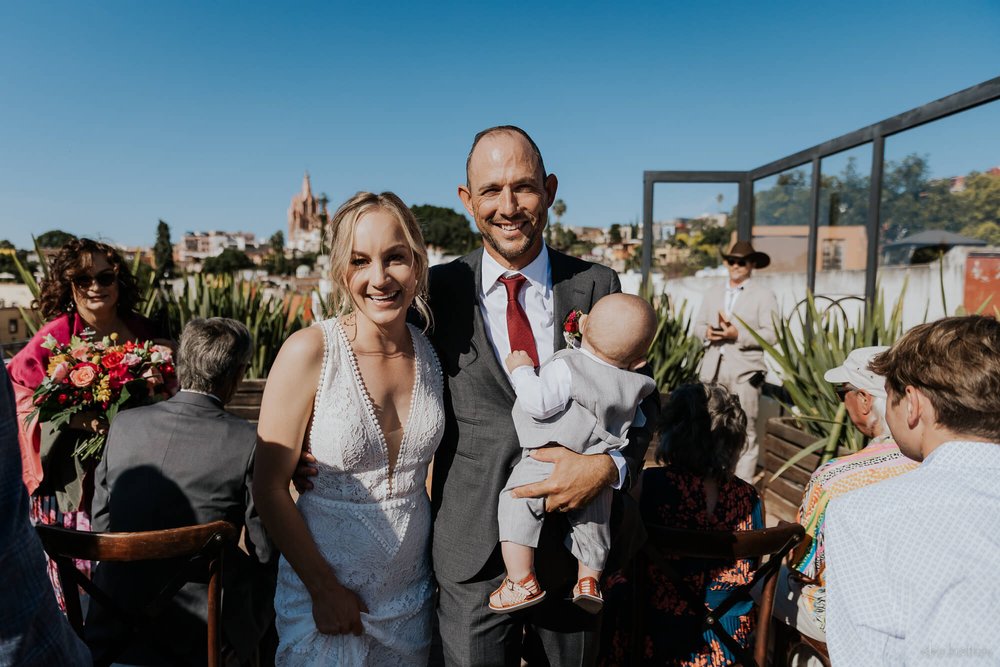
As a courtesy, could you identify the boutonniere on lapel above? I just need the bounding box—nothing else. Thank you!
[562,309,585,348]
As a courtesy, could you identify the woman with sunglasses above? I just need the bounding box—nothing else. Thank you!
[7,238,163,606]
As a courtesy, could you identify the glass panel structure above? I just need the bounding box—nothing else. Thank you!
[814,144,872,299]
[752,165,813,275]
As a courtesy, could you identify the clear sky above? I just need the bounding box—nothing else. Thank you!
[1,1,998,249]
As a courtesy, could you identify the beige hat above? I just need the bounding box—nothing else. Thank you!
[823,346,890,398]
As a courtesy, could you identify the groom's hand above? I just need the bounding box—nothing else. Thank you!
[292,450,318,493]
[510,445,616,512]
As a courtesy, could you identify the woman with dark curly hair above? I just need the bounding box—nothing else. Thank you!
[599,383,764,666]
[7,239,164,605]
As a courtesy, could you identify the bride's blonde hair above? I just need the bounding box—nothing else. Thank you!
[325,191,432,330]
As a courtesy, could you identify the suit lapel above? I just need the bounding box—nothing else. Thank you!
[550,249,593,352]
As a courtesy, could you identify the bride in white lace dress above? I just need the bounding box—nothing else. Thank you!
[253,192,444,665]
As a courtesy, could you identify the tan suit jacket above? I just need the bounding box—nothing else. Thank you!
[694,281,779,384]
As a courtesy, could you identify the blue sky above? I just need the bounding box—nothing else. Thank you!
[1,1,998,249]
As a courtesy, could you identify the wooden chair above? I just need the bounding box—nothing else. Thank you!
[628,521,805,667]
[36,520,238,667]
[773,621,832,667]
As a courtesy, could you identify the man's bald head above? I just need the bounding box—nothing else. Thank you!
[465,125,547,186]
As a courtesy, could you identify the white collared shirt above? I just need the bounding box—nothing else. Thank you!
[824,440,1000,666]
[724,279,748,317]
[179,388,223,404]
[479,246,554,378]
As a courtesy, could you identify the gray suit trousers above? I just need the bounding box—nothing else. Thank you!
[498,453,613,572]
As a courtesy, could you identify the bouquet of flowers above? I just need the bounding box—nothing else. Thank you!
[29,331,177,460]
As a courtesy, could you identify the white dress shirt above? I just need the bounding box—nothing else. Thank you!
[724,280,747,318]
[824,440,1000,666]
[479,247,554,376]
[480,248,629,488]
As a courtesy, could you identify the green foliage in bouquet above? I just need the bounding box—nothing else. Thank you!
[741,287,906,479]
[645,292,704,394]
[160,273,308,378]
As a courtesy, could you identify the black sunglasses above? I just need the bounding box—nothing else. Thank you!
[724,257,748,267]
[834,385,855,402]
[72,270,117,289]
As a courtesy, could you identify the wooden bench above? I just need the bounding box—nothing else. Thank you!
[758,418,834,523]
[228,378,266,423]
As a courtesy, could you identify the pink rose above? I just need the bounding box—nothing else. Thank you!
[70,345,91,361]
[122,352,142,367]
[151,345,173,363]
[69,364,98,388]
[50,361,71,382]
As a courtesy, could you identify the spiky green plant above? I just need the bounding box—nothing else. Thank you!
[645,291,705,393]
[161,273,308,378]
[741,285,906,478]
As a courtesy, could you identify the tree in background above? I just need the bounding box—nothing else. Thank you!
[608,224,622,244]
[36,230,76,248]
[410,204,479,255]
[267,230,292,275]
[153,220,175,282]
[0,240,37,281]
[552,199,566,224]
[202,248,253,274]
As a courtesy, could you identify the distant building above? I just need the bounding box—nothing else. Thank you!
[176,230,260,264]
[287,172,327,253]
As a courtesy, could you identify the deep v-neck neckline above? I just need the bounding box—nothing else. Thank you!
[334,318,419,497]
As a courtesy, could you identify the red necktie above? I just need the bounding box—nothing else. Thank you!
[498,274,539,368]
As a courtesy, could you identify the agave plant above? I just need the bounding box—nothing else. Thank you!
[161,272,308,378]
[741,285,906,478]
[645,291,704,393]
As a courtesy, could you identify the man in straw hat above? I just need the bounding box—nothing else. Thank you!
[693,240,778,481]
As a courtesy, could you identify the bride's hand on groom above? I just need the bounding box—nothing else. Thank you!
[510,446,617,513]
[312,582,369,636]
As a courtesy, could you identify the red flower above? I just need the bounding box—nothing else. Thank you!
[57,394,68,404]
[101,350,125,369]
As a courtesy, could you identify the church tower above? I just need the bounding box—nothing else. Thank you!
[287,172,323,252]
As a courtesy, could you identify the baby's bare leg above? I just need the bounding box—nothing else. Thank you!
[578,561,602,581]
[501,541,535,582]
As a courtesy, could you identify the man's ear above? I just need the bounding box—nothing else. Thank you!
[904,386,923,429]
[629,358,648,371]
[544,173,558,206]
[856,389,873,415]
[457,184,475,218]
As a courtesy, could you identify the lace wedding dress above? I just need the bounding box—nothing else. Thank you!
[274,318,444,666]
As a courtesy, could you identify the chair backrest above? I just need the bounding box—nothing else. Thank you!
[630,520,805,667]
[36,520,238,667]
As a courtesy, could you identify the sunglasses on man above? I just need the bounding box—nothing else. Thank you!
[72,270,117,289]
[834,384,857,402]
[724,257,748,267]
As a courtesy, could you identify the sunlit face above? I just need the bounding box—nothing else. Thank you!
[70,252,119,320]
[345,209,417,329]
[725,256,753,284]
[842,386,876,437]
[460,132,557,270]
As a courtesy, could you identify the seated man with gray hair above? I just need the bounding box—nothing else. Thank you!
[770,346,918,644]
[87,318,276,666]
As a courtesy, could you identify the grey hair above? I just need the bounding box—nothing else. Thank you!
[177,318,253,394]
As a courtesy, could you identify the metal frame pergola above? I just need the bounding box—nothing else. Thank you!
[641,75,1000,304]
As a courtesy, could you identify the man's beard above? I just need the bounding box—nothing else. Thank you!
[480,212,546,263]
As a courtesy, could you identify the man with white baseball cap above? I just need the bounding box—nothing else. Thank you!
[768,345,918,652]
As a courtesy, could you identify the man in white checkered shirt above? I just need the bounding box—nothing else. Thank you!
[825,315,1000,666]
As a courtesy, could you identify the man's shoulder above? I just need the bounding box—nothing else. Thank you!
[549,247,616,280]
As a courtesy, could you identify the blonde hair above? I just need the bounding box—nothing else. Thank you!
[325,191,432,330]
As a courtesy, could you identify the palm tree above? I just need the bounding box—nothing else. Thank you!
[552,199,567,224]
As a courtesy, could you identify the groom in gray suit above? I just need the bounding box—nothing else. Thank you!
[428,126,657,666]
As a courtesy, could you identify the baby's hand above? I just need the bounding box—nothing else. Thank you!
[505,350,534,373]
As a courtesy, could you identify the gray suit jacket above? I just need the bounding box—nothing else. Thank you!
[87,391,276,666]
[428,247,658,584]
[694,281,779,384]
